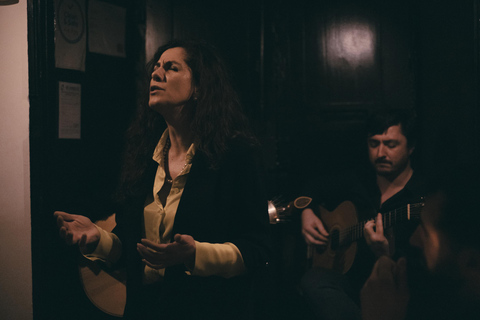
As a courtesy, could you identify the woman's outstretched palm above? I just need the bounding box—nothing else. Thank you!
[54,211,100,253]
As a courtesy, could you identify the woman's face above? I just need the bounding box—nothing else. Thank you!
[149,47,195,113]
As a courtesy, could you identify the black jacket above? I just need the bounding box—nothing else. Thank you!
[113,139,271,319]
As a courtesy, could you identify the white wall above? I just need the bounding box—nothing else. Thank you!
[0,1,33,319]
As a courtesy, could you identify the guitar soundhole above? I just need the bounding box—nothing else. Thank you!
[330,229,340,251]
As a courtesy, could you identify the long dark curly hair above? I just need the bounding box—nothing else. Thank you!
[114,39,255,202]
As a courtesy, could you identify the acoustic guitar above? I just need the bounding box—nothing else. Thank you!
[307,200,424,274]
[78,214,126,317]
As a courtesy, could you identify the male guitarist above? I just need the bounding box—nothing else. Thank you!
[299,109,424,320]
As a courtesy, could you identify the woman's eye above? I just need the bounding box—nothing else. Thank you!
[163,62,178,72]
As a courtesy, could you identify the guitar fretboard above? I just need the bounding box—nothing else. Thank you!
[337,202,423,245]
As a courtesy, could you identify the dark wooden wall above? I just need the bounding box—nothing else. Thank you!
[414,0,480,176]
[28,0,479,319]
[143,0,422,199]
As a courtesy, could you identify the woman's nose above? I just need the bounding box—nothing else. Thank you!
[152,68,165,82]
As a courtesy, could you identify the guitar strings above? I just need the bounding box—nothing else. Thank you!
[337,203,423,243]
[342,203,423,241]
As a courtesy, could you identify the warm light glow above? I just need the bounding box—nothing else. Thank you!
[325,22,375,68]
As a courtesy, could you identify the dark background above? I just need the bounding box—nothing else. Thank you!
[29,0,480,319]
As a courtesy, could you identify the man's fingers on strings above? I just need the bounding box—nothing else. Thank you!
[303,233,316,246]
[305,229,327,245]
[310,237,328,247]
[376,213,384,234]
[364,220,375,233]
[312,230,328,242]
[314,222,329,237]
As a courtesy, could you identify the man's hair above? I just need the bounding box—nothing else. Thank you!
[365,109,418,148]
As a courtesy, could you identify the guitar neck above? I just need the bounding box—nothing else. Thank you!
[345,202,423,243]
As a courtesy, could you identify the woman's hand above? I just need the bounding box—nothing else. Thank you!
[301,208,329,248]
[364,213,390,258]
[54,211,100,254]
[137,234,196,270]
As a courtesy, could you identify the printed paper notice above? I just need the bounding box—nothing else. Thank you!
[59,82,81,139]
[88,0,126,57]
[55,0,86,71]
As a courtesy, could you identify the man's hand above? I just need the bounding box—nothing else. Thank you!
[364,213,390,258]
[361,256,410,320]
[137,234,196,270]
[301,208,329,248]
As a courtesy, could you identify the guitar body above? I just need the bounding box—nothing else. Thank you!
[308,200,423,274]
[79,256,126,317]
[78,214,126,317]
[310,201,359,274]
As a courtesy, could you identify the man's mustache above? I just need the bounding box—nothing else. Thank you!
[375,157,392,165]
